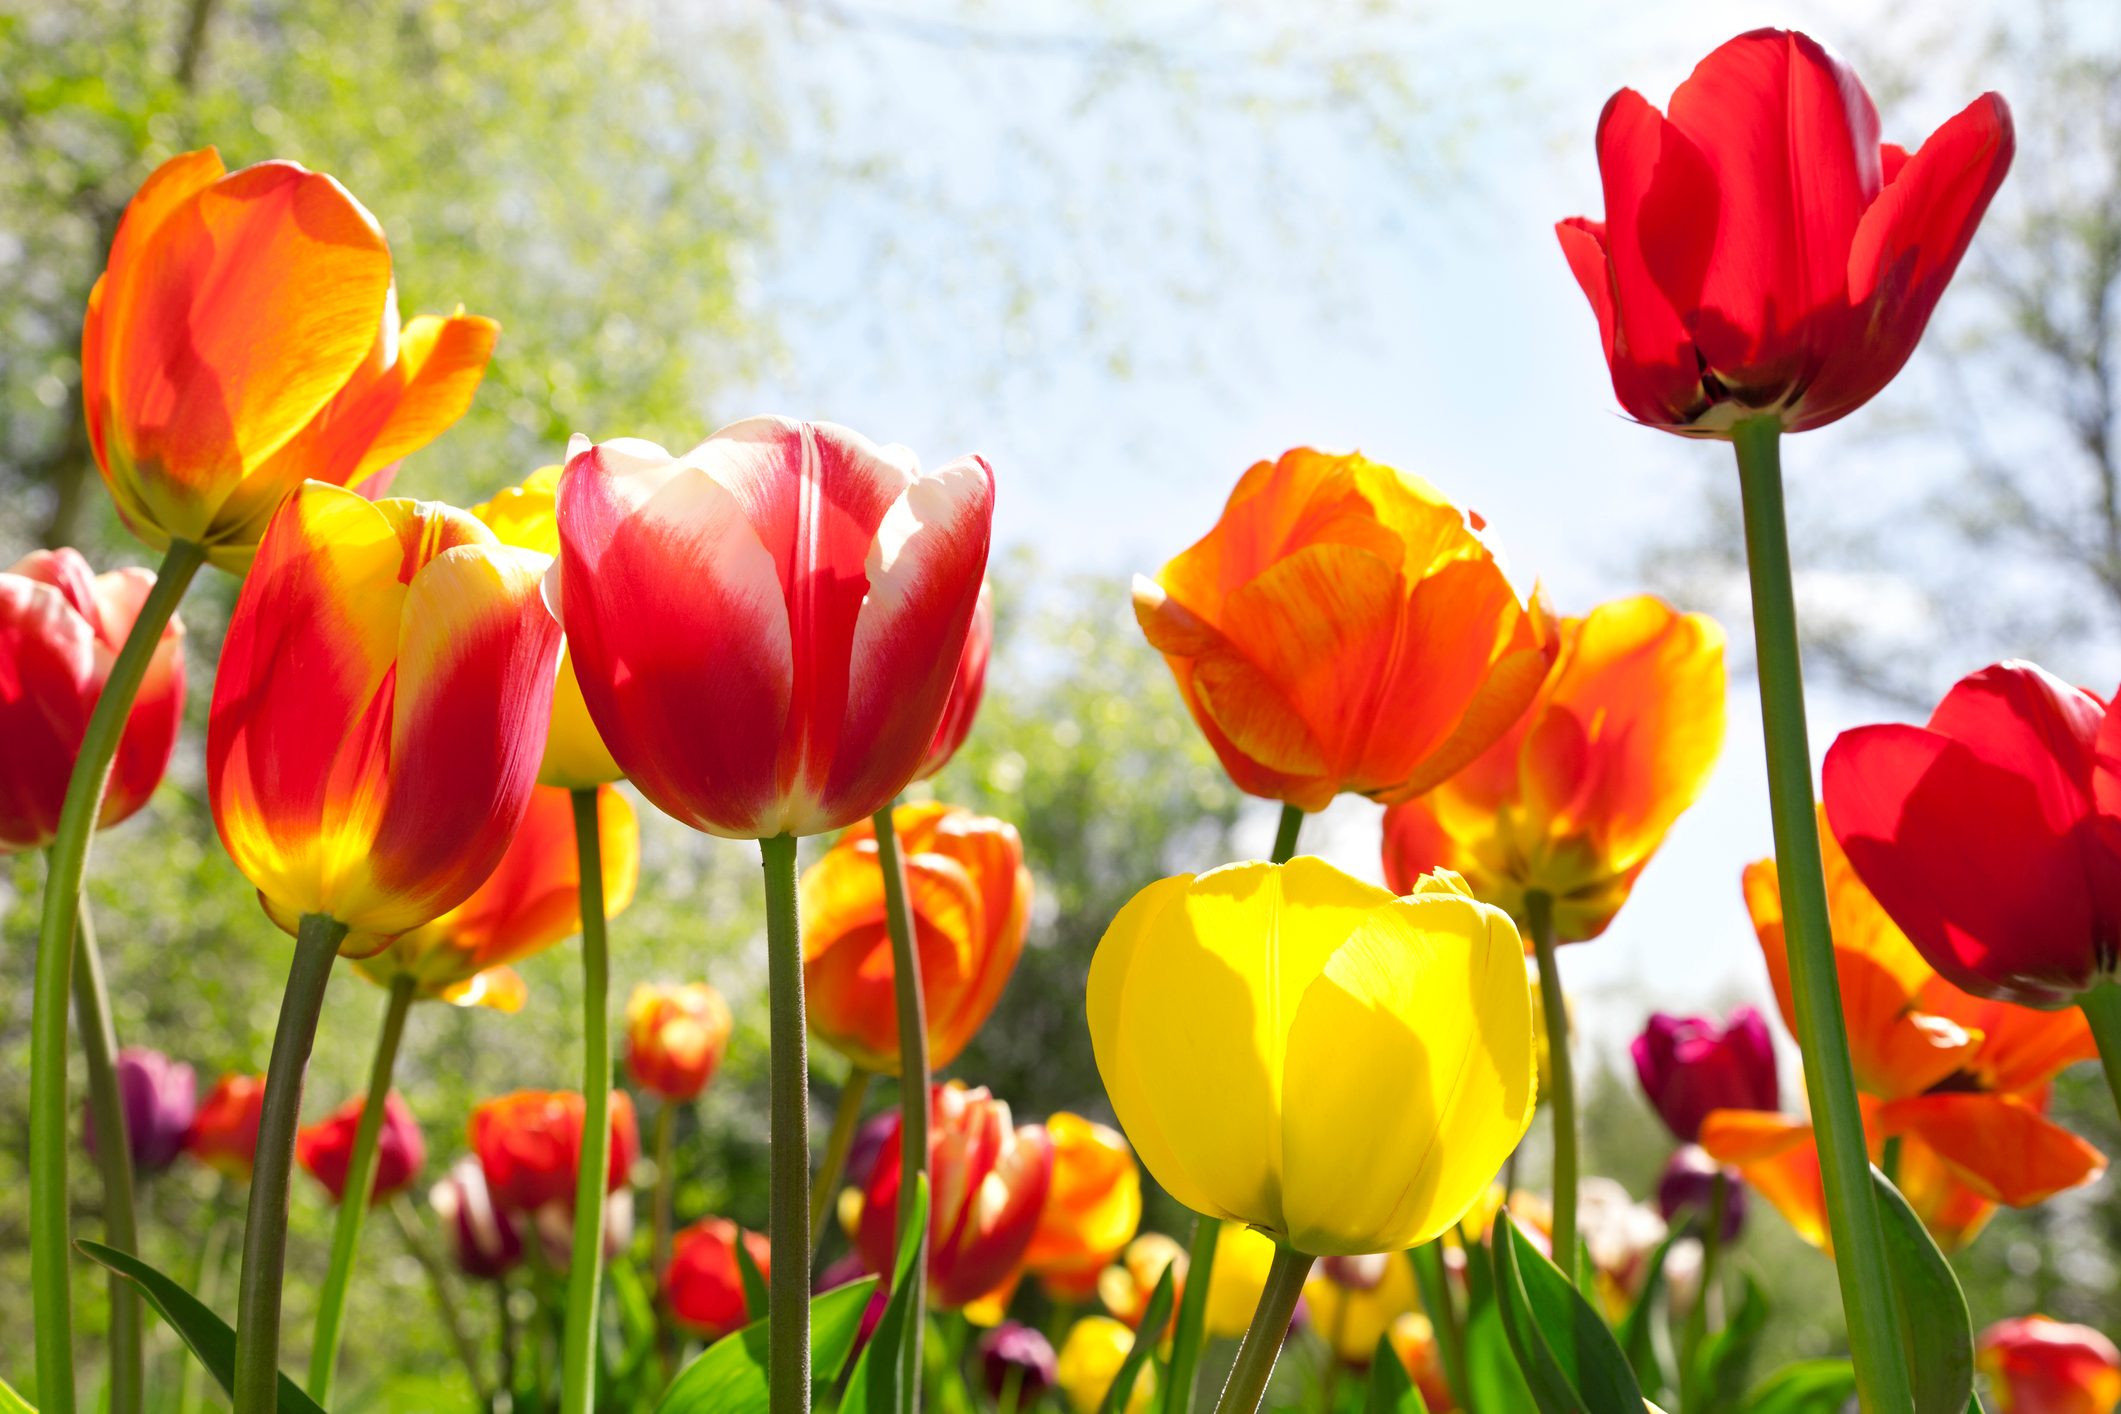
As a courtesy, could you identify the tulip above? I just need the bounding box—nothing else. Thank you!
[979,1322,1058,1406]
[1204,1223,1284,1341]
[626,982,735,1103]
[297,1093,425,1206]
[856,1082,1052,1311]
[1134,447,1554,814]
[917,579,995,781]
[1630,1009,1779,1144]
[1097,1233,1187,1332]
[186,1074,267,1183]
[1024,1113,1142,1302]
[429,1158,523,1280]
[663,1217,773,1340]
[1056,1316,1157,1414]
[83,1048,196,1177]
[1577,1177,1669,1320]
[1306,1251,1417,1366]
[1656,1146,1747,1244]
[1978,1315,2121,1414]
[471,1090,640,1214]
[802,802,1030,1075]
[1388,1312,1457,1412]
[534,1189,637,1271]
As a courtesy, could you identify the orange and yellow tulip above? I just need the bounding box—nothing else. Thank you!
[207,482,561,955]
[1382,595,1724,940]
[84,150,495,571]
[1134,447,1555,811]
[1095,1232,1186,1331]
[625,982,735,1103]
[1024,1113,1142,1301]
[802,802,1031,1075]
[355,783,637,1009]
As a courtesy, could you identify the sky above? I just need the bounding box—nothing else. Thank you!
[730,0,1981,1050]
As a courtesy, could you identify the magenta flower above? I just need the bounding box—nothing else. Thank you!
[84,1047,197,1175]
[1630,1007,1778,1142]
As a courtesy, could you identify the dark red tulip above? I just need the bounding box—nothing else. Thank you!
[1630,1007,1779,1142]
[428,1158,524,1280]
[1655,1145,1747,1243]
[979,1321,1057,1404]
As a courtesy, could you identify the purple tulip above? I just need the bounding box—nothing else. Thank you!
[429,1158,524,1280]
[1629,1007,1778,1142]
[84,1048,196,1175]
[979,1321,1057,1403]
[1657,1144,1747,1243]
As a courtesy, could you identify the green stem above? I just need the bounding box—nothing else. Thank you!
[31,536,204,1414]
[1270,802,1304,863]
[761,831,811,1414]
[232,911,348,1414]
[70,893,143,1414]
[1209,1243,1310,1414]
[1879,1137,1902,1187]
[1407,1243,1467,1412]
[1526,890,1576,1282]
[1732,416,1913,1414]
[1680,1173,1728,1411]
[391,1193,492,1404]
[653,1096,680,1383]
[873,803,930,1410]
[307,974,416,1402]
[173,1189,232,1414]
[561,786,614,1414]
[497,1280,519,1406]
[809,1069,873,1248]
[1319,1292,1348,1409]
[2080,983,2121,1124]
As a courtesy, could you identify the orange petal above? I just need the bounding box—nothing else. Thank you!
[1876,1092,2107,1206]
[1698,1108,1831,1250]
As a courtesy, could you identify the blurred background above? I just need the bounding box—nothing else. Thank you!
[4,0,2119,1405]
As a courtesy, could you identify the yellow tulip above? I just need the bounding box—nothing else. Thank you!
[1306,1252,1418,1365]
[1056,1315,1156,1414]
[1205,1223,1279,1339]
[1087,860,1536,1256]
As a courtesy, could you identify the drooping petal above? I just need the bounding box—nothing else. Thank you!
[1877,1092,2106,1207]
[1697,1109,1831,1250]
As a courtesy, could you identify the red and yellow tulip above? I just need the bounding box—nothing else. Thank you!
[1978,1315,2121,1414]
[1023,1113,1142,1302]
[625,982,735,1103]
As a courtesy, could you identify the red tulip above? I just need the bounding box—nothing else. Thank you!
[917,579,994,781]
[1978,1315,2121,1414]
[0,548,185,851]
[1824,661,2121,1006]
[186,1073,267,1182]
[296,1092,426,1206]
[553,418,995,839]
[663,1217,772,1339]
[1557,29,2013,435]
[470,1089,639,1213]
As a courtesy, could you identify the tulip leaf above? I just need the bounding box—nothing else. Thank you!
[1740,1359,1857,1414]
[1463,1277,1535,1412]
[1098,1260,1177,1414]
[1616,1227,1682,1388]
[734,1230,770,1326]
[653,1275,878,1414]
[77,1239,329,1414]
[0,1372,33,1414]
[1492,1212,1645,1414]
[1688,1269,1767,1411]
[1872,1165,1974,1414]
[839,1173,932,1414]
[1364,1332,1431,1414]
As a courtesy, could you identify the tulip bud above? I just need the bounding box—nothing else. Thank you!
[979,1321,1057,1405]
[1306,1249,1417,1365]
[1977,1315,2121,1414]
[625,981,734,1102]
[84,1047,197,1176]
[296,1091,426,1206]
[1656,1145,1747,1243]
[662,1216,771,1339]
[186,1073,267,1182]
[1631,1008,1779,1144]
[429,1158,524,1280]
[1056,1316,1156,1414]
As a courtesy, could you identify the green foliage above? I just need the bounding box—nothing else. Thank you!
[1363,1333,1430,1414]
[1492,1214,1645,1414]
[1873,1167,1975,1414]
[1096,1260,1174,1414]
[652,1276,877,1414]
[839,1175,933,1414]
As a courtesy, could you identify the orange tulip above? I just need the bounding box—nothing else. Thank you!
[1134,447,1555,811]
[802,802,1031,1075]
[1381,595,1724,941]
[1096,1233,1186,1332]
[625,982,735,1102]
[185,1073,267,1183]
[207,481,561,956]
[1023,1113,1143,1301]
[84,149,495,571]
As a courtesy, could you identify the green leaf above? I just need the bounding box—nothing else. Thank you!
[1690,1270,1767,1411]
[1464,1278,1536,1413]
[839,1174,933,1414]
[77,1239,327,1414]
[0,1371,35,1414]
[653,1276,878,1413]
[1741,1359,1857,1414]
[1616,1227,1681,1389]
[1492,1213,1645,1414]
[1098,1261,1177,1414]
[1873,1165,1974,1414]
[1363,1333,1431,1414]
[735,1231,771,1326]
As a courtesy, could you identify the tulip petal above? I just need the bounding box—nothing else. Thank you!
[1875,1093,2105,1207]
[1555,217,1617,366]
[1697,1109,1831,1250]
[0,573,99,849]
[94,567,187,830]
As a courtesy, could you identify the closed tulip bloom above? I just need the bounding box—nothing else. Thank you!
[1097,1233,1186,1331]
[1630,1008,1779,1143]
[804,802,1031,1074]
[1382,596,1724,940]
[1656,1146,1747,1244]
[857,1082,1053,1310]
[470,464,624,789]
[429,1157,523,1279]
[917,579,994,781]
[1825,661,2121,1007]
[1979,1316,2121,1414]
[471,1090,640,1213]
[357,783,638,1011]
[1056,1316,1156,1414]
[297,1092,426,1206]
[208,481,561,955]
[1088,860,1536,1255]
[84,149,496,570]
[0,548,185,850]
[1557,30,2012,436]
[1024,1113,1142,1301]
[625,982,735,1102]
[554,419,996,838]
[84,1047,197,1175]
[979,1321,1057,1405]
[1306,1251,1417,1365]
[1135,448,1555,811]
[186,1073,267,1182]
[663,1217,772,1339]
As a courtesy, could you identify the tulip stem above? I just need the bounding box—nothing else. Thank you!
[654,1097,680,1382]
[30,535,204,1414]
[232,910,348,1414]
[1526,890,1576,1282]
[308,973,417,1403]
[69,894,144,1414]
[561,786,614,1414]
[1679,1172,1729,1410]
[391,1193,492,1404]
[173,1187,231,1414]
[1271,802,1304,863]
[1210,1243,1310,1414]
[1408,1242,1468,1411]
[761,831,812,1414]
[2081,983,2121,1125]
[810,1068,873,1248]
[1732,415,1914,1414]
[873,803,930,1410]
